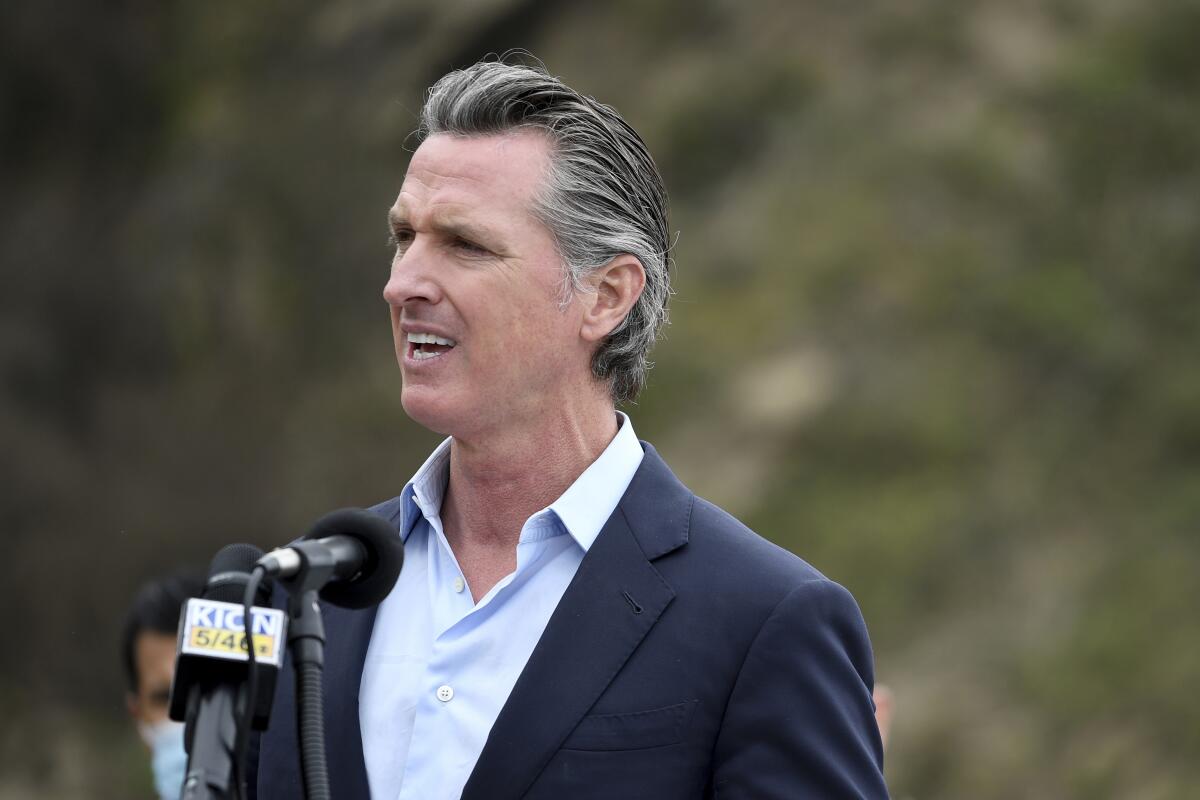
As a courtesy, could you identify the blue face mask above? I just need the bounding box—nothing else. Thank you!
[139,719,188,800]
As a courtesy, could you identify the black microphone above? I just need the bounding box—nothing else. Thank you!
[257,508,403,609]
[169,544,286,800]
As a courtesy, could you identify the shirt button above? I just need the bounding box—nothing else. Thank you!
[436,685,454,702]
[452,577,465,593]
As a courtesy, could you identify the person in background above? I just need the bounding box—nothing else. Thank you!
[874,683,895,753]
[120,570,204,800]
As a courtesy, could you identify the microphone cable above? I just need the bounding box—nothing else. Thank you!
[236,564,268,800]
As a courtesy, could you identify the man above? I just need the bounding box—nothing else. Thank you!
[256,60,887,799]
[122,570,204,800]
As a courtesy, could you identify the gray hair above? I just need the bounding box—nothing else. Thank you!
[417,60,672,404]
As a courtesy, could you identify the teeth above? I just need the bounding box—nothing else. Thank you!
[412,348,441,360]
[406,332,457,346]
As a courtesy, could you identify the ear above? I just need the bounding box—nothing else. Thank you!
[580,255,646,343]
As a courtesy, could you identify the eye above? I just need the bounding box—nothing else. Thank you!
[388,229,414,250]
[453,237,490,257]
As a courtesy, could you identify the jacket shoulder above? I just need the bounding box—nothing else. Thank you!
[684,494,831,591]
[367,494,406,525]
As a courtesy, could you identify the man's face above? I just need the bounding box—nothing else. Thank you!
[383,131,593,438]
[126,631,177,728]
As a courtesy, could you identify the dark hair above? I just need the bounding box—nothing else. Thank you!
[419,60,673,403]
[120,570,205,693]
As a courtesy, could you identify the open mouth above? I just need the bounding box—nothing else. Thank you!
[407,331,457,361]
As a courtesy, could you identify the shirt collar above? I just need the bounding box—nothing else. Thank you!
[398,411,644,553]
[399,437,453,542]
[546,411,643,552]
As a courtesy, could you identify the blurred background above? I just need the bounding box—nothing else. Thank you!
[2,0,1198,797]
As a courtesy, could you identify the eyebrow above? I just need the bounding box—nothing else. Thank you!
[388,208,499,247]
[387,207,410,232]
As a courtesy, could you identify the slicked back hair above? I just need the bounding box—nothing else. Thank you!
[418,60,673,404]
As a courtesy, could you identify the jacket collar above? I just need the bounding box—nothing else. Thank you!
[614,441,693,560]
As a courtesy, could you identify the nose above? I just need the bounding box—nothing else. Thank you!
[382,241,442,308]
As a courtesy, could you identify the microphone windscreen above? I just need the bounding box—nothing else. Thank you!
[204,543,271,604]
[169,542,282,728]
[303,508,404,609]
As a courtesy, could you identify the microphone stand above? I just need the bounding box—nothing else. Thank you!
[182,682,243,799]
[277,541,341,800]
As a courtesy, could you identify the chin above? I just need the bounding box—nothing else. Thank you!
[400,387,467,437]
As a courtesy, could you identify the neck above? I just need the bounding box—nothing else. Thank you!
[443,395,619,550]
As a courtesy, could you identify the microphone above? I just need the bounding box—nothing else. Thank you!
[257,508,403,609]
[169,544,287,800]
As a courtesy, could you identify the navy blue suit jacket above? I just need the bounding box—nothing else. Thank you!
[253,443,887,798]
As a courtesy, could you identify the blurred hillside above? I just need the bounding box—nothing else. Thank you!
[2,0,1198,797]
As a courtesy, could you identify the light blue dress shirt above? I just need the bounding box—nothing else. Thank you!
[359,413,644,800]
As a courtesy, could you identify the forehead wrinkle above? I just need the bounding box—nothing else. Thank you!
[403,159,494,198]
[406,132,549,204]
[391,199,504,242]
[394,166,508,218]
[394,179,529,244]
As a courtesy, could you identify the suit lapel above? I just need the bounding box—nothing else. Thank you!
[461,444,692,800]
[256,593,378,798]
[319,602,377,797]
[317,493,405,796]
